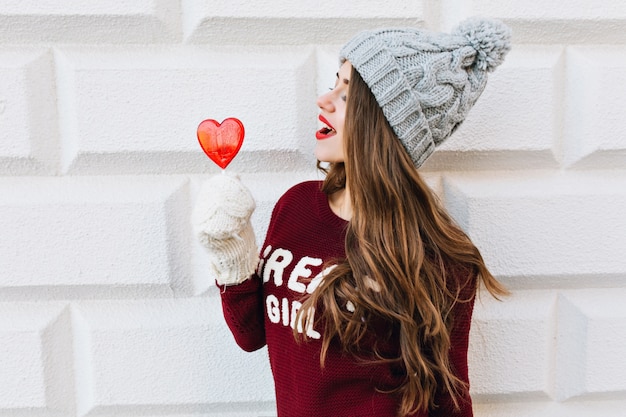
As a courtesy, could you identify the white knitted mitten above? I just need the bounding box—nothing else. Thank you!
[192,174,259,286]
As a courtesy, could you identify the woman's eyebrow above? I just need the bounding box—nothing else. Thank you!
[336,72,350,84]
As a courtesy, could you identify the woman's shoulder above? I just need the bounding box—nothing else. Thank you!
[275,180,324,208]
[283,180,324,197]
[445,260,478,302]
[271,180,346,228]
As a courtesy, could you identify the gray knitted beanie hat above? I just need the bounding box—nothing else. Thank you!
[340,18,512,167]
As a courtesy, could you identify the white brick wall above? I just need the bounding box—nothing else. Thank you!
[1,1,625,416]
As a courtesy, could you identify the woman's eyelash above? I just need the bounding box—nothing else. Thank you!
[328,87,347,101]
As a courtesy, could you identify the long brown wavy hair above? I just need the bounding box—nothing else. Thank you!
[296,66,508,416]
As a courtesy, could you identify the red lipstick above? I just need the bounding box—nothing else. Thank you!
[316,115,336,140]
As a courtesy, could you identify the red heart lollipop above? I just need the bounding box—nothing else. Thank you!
[197,118,245,169]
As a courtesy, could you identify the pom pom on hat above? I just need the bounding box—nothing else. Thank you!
[453,17,512,72]
[340,17,512,168]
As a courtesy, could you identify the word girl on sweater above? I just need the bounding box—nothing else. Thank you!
[259,242,339,339]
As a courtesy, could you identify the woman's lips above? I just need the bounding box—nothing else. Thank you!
[316,115,336,140]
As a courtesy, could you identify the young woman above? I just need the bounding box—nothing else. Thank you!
[193,18,511,417]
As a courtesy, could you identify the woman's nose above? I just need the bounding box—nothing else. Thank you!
[316,91,335,112]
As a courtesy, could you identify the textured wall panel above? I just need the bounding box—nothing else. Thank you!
[55,47,317,175]
[475,401,626,417]
[0,177,191,299]
[557,290,626,400]
[71,299,274,416]
[564,47,626,169]
[183,0,428,44]
[443,171,626,288]
[426,46,563,171]
[441,0,626,43]
[469,290,556,400]
[0,49,58,175]
[0,303,72,415]
[0,1,180,43]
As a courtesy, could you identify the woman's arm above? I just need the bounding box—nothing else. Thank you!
[192,174,265,350]
[219,274,266,352]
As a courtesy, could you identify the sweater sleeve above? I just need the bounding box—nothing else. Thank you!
[217,186,291,353]
[430,274,477,417]
[218,274,266,352]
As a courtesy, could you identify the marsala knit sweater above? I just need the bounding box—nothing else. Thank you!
[219,181,475,417]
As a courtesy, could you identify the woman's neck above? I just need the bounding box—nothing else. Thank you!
[329,186,352,221]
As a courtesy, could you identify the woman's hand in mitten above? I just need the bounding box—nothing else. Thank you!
[192,174,258,286]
